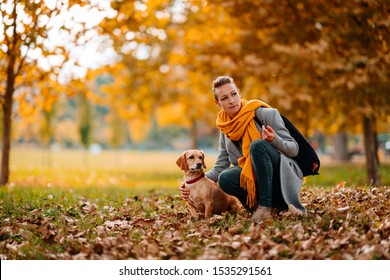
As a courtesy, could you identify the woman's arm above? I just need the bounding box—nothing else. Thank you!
[256,107,299,158]
[205,132,231,182]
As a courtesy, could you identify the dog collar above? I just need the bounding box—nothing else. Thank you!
[185,172,205,185]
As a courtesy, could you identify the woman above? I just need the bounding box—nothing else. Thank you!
[180,76,305,222]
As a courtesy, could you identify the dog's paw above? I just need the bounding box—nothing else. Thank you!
[240,209,249,218]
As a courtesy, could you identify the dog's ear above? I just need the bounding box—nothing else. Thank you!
[200,150,207,169]
[176,152,188,171]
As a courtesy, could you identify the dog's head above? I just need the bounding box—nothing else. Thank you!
[176,150,206,172]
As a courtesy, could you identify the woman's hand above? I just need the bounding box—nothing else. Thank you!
[261,125,276,142]
[179,183,190,200]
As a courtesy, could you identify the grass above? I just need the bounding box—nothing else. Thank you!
[305,154,390,188]
[9,148,184,194]
[8,148,390,192]
[305,163,390,187]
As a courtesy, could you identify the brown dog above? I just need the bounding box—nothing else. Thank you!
[176,150,245,219]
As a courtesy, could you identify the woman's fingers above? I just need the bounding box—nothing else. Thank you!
[262,125,275,142]
[179,183,190,200]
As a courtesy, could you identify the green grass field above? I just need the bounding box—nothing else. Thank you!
[1,149,389,260]
[8,148,390,192]
[9,149,183,193]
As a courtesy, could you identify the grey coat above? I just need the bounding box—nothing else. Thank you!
[206,107,306,214]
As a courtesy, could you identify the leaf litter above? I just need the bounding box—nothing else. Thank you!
[0,184,389,260]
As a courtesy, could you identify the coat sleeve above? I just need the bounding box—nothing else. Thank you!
[205,131,231,182]
[256,107,299,158]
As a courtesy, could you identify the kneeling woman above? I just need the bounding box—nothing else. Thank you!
[181,76,306,222]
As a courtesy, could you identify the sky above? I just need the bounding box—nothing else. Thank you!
[1,0,186,83]
[0,0,118,83]
[41,0,118,82]
[44,0,187,82]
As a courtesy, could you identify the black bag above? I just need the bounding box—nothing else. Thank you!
[255,114,320,177]
[280,115,320,176]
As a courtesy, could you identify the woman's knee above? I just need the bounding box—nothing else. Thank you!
[218,167,240,192]
[218,171,229,189]
[250,139,270,155]
[219,169,233,191]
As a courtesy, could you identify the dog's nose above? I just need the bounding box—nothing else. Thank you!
[196,162,203,168]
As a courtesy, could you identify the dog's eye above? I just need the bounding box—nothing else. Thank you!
[188,155,194,159]
[199,156,203,160]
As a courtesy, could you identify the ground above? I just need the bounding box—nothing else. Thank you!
[1,149,389,259]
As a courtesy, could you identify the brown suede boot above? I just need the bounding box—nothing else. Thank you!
[250,206,272,222]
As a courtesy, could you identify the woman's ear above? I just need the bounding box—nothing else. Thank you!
[214,99,221,108]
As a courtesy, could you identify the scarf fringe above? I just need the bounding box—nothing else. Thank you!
[240,173,256,208]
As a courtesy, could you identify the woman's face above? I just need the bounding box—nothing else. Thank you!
[214,83,242,118]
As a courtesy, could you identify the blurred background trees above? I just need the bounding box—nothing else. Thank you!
[1,0,104,184]
[1,0,389,185]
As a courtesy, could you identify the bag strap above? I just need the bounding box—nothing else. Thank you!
[254,116,263,129]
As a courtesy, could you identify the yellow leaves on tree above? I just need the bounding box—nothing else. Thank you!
[156,103,191,127]
[128,117,152,144]
[16,89,39,125]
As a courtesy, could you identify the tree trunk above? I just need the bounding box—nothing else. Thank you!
[190,118,198,149]
[362,115,380,186]
[1,56,16,186]
[332,132,350,161]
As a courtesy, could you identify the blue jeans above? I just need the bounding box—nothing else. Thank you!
[219,140,287,211]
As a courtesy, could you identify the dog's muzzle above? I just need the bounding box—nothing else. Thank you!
[190,162,203,171]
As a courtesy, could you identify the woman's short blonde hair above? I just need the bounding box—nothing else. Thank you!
[212,76,236,100]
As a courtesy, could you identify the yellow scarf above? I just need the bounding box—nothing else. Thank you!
[216,99,271,208]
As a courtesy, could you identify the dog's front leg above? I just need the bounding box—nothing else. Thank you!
[186,201,199,219]
[204,202,213,219]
